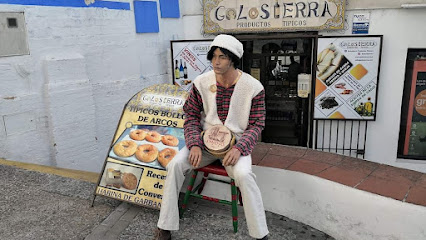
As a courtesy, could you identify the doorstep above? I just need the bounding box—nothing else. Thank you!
[252,142,426,207]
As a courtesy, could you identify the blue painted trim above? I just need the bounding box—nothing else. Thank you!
[0,0,130,10]
[159,0,180,18]
[134,1,159,33]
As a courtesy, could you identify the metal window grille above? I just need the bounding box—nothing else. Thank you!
[314,120,368,159]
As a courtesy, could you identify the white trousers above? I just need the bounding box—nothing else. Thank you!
[157,146,269,239]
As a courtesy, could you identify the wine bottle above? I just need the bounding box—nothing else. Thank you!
[356,103,364,115]
[179,59,184,79]
[274,0,280,19]
[183,62,188,79]
[174,60,180,79]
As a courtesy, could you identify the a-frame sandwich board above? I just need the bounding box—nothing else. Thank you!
[92,84,188,209]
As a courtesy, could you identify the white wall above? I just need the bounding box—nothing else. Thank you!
[0,2,184,172]
[189,165,426,239]
[348,0,426,9]
[255,166,426,240]
[181,0,209,40]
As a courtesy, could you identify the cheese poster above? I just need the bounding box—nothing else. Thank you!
[314,36,382,120]
[94,84,189,209]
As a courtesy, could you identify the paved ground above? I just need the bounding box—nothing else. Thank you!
[0,164,120,240]
[0,163,335,240]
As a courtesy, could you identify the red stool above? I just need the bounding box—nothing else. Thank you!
[179,160,242,233]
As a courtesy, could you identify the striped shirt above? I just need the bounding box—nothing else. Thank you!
[183,83,266,156]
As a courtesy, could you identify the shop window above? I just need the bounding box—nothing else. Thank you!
[7,18,17,28]
[398,49,426,160]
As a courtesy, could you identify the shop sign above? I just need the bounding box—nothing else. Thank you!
[314,36,383,120]
[94,84,189,209]
[203,0,345,34]
[352,13,370,34]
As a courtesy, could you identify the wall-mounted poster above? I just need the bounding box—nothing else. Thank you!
[403,59,426,157]
[171,40,213,92]
[352,13,370,34]
[314,35,383,120]
[93,84,189,209]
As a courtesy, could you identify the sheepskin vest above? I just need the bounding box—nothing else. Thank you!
[193,70,263,140]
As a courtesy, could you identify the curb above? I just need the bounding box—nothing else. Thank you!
[0,158,99,183]
[85,202,141,240]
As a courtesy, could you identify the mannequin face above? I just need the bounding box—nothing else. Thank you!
[211,48,234,75]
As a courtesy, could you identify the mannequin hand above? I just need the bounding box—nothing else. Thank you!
[189,146,202,168]
[222,148,241,166]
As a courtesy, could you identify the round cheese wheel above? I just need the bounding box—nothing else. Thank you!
[203,125,232,152]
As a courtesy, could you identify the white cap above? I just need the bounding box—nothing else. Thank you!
[210,34,244,59]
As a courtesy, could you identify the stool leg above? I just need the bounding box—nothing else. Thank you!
[197,172,209,194]
[179,170,198,218]
[230,179,238,233]
[237,187,243,206]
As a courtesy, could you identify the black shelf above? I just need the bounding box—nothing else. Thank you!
[252,52,308,57]
[265,120,296,127]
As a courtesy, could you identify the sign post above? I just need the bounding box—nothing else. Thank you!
[92,84,189,209]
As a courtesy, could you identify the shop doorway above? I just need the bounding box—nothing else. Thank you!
[239,36,315,147]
